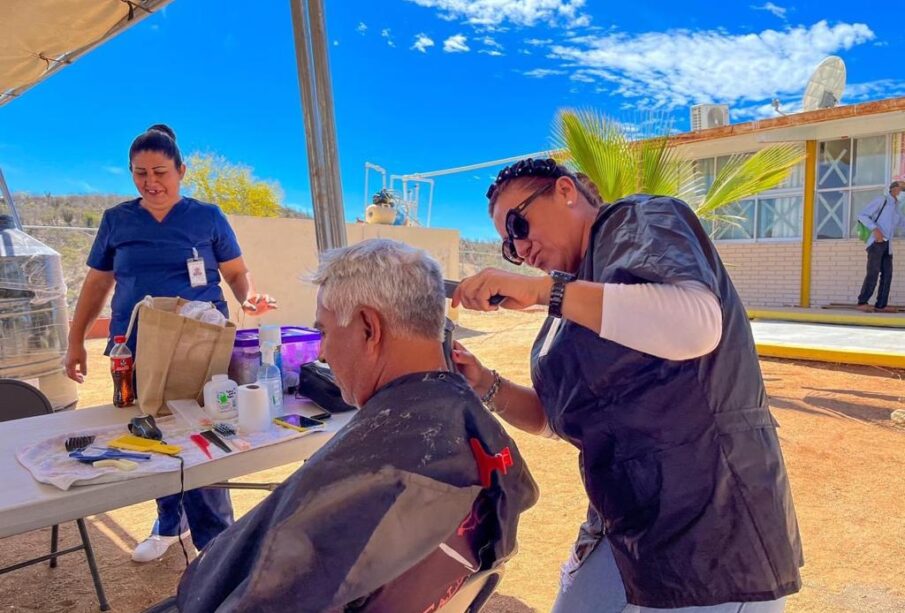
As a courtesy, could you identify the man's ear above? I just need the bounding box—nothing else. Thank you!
[358,306,384,350]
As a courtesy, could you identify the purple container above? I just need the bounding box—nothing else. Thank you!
[228,326,321,386]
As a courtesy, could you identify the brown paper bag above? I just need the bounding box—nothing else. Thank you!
[129,297,237,416]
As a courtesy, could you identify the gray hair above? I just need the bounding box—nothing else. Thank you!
[310,239,446,341]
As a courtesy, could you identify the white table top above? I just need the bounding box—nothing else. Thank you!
[0,397,354,539]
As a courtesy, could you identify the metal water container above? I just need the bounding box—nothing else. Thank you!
[0,214,77,410]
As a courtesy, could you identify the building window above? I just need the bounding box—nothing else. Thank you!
[697,154,804,241]
[815,135,888,239]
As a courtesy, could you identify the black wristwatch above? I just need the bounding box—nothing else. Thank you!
[548,270,576,319]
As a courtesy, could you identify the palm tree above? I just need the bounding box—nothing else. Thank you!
[552,109,805,223]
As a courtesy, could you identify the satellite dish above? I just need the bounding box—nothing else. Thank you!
[802,56,846,111]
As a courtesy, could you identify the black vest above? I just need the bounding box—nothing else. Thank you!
[531,195,803,607]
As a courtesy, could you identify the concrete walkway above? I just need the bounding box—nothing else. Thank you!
[751,320,905,368]
[748,307,905,329]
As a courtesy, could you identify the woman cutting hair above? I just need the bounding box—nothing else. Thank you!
[452,158,803,612]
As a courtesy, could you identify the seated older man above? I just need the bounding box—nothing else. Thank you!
[172,239,539,613]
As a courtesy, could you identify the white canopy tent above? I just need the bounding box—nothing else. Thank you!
[0,0,346,251]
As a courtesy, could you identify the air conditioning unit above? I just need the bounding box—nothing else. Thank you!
[691,104,730,131]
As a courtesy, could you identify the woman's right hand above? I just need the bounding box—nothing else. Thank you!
[450,341,494,396]
[64,342,88,383]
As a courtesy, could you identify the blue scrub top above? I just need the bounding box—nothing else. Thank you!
[87,197,242,345]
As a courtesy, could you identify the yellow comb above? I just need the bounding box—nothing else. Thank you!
[108,434,182,455]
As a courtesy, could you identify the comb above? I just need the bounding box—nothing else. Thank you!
[108,434,182,455]
[64,435,96,452]
[443,280,506,306]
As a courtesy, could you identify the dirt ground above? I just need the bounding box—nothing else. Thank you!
[2,310,904,612]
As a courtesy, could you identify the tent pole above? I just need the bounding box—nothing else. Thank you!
[289,0,346,252]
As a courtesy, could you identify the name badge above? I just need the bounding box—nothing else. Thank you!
[187,248,207,288]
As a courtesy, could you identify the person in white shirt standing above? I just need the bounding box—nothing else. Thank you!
[856,181,905,312]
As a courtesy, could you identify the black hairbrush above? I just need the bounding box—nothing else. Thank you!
[64,435,96,452]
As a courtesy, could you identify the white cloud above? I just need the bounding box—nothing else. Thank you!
[103,165,124,175]
[480,49,504,56]
[525,37,553,46]
[412,33,436,53]
[357,22,368,34]
[518,48,533,55]
[443,34,470,53]
[570,72,595,83]
[381,28,396,47]
[406,0,590,28]
[482,36,503,49]
[523,68,566,78]
[845,79,905,102]
[732,101,782,121]
[548,21,875,110]
[751,2,787,20]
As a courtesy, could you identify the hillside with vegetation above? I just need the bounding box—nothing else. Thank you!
[5,188,520,318]
[6,192,311,314]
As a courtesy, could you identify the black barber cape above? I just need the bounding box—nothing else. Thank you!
[531,195,803,608]
[176,372,538,613]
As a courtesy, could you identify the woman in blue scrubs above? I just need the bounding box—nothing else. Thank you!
[451,158,803,612]
[64,124,276,562]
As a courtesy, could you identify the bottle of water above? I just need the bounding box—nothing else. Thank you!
[257,342,283,418]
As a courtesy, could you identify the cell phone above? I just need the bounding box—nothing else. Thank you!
[308,410,332,420]
[273,414,326,432]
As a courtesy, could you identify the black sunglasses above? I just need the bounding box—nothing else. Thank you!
[501,182,554,265]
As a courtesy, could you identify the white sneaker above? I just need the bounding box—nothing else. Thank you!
[131,531,191,563]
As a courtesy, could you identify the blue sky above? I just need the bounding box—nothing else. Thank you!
[1,0,902,239]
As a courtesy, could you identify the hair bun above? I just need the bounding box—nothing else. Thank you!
[147,123,176,142]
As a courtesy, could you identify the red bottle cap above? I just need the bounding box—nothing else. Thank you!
[113,335,126,344]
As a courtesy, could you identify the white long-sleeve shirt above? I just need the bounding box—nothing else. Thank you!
[858,193,905,253]
[600,280,722,360]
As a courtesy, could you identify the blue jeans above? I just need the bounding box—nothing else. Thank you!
[551,536,787,613]
[151,489,234,550]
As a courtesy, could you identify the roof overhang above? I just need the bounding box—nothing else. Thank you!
[0,0,174,107]
[670,97,905,146]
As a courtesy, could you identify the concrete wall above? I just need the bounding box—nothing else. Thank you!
[223,216,904,320]
[222,216,460,328]
[714,241,803,307]
[810,239,905,307]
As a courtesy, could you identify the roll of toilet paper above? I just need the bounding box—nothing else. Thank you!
[237,383,271,434]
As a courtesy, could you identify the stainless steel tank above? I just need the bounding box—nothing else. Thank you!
[0,214,77,410]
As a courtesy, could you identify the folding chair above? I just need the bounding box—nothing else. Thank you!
[0,379,110,611]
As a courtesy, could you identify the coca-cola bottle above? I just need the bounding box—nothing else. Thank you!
[110,335,135,407]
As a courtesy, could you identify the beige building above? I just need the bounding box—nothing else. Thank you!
[672,97,905,308]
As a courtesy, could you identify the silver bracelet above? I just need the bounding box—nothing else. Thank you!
[481,370,503,411]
